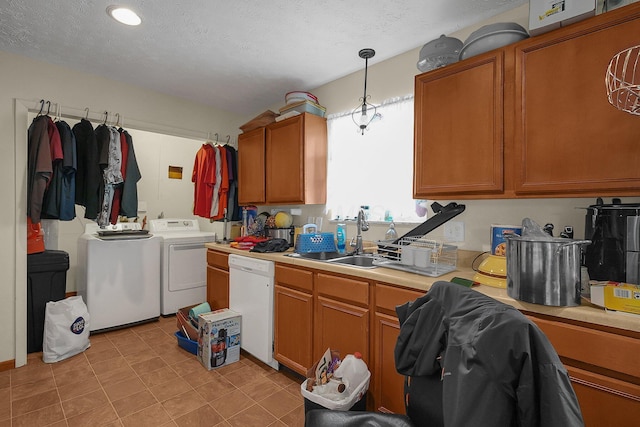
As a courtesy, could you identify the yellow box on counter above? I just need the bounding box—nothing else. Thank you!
[197,309,242,370]
[590,282,640,315]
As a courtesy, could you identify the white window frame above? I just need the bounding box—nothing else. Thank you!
[326,95,426,223]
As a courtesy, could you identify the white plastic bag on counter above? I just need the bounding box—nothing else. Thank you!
[42,296,91,363]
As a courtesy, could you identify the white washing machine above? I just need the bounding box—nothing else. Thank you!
[77,222,161,332]
[149,219,217,315]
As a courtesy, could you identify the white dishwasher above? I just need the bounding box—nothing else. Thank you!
[228,254,279,370]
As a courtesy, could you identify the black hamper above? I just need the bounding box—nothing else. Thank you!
[27,250,69,353]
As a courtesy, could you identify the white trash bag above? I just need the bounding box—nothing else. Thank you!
[42,296,91,363]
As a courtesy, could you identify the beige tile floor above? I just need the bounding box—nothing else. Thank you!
[0,316,307,427]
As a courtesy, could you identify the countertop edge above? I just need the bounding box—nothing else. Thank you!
[206,243,640,334]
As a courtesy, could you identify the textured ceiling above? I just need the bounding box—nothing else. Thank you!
[0,0,527,116]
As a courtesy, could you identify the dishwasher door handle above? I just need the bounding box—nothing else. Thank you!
[171,243,205,251]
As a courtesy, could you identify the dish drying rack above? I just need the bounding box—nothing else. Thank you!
[374,237,457,277]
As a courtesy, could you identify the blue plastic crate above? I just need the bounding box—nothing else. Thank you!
[296,232,337,253]
[175,331,197,355]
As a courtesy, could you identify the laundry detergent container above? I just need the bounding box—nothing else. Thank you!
[27,250,69,353]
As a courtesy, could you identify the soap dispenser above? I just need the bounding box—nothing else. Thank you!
[385,221,398,241]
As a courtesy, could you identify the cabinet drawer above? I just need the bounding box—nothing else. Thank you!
[529,316,640,380]
[375,283,424,314]
[207,250,228,270]
[276,264,313,292]
[316,273,369,307]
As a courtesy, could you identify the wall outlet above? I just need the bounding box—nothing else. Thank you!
[444,221,465,242]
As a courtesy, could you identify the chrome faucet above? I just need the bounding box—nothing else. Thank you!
[350,209,370,255]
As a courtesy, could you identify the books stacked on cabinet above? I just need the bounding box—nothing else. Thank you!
[277,91,326,121]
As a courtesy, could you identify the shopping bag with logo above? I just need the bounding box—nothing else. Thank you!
[42,296,91,363]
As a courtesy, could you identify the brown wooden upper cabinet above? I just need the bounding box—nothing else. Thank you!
[414,49,506,198]
[237,127,266,204]
[413,3,640,199]
[237,112,327,205]
[513,5,640,196]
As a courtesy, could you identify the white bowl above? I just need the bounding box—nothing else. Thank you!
[459,22,529,60]
[285,91,318,104]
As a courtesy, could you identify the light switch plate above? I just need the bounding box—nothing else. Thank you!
[444,221,465,242]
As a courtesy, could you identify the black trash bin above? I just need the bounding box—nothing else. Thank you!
[27,250,69,353]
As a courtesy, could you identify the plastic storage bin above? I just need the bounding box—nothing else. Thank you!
[27,250,69,353]
[174,331,198,355]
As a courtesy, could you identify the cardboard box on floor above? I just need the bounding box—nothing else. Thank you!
[176,305,198,341]
[197,309,241,370]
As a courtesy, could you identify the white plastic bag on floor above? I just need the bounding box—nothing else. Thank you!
[42,296,91,363]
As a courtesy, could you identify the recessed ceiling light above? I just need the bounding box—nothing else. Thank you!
[106,5,142,26]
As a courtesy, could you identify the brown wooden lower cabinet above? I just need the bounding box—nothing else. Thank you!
[315,273,370,363]
[274,265,314,376]
[372,283,425,413]
[206,249,229,310]
[269,261,640,423]
[315,295,369,361]
[568,366,640,427]
[373,312,404,414]
[527,314,640,427]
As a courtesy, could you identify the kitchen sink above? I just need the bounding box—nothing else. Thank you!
[327,255,377,268]
[287,252,378,269]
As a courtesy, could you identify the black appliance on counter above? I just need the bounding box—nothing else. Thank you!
[584,198,640,284]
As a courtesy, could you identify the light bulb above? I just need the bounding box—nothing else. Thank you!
[107,6,142,26]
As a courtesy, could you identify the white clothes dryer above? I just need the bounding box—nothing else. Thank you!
[149,219,217,315]
[77,222,161,332]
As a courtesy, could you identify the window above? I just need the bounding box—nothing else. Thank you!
[326,95,425,223]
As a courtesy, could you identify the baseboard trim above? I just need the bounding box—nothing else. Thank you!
[0,359,14,372]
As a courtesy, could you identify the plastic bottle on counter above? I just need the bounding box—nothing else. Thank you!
[333,352,369,394]
[336,223,346,253]
[385,221,398,241]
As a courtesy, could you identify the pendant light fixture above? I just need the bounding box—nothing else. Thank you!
[352,48,378,134]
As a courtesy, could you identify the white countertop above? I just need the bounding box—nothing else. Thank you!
[206,243,640,334]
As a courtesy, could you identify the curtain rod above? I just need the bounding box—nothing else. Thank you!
[18,98,238,147]
[326,94,414,120]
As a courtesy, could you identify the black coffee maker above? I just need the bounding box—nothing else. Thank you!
[584,198,640,284]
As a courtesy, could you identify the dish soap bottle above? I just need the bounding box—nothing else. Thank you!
[336,223,346,253]
[385,221,398,241]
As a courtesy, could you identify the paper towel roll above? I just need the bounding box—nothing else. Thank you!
[188,302,211,322]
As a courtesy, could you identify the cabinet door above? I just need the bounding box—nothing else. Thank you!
[372,284,423,413]
[206,266,228,310]
[514,8,640,195]
[315,296,369,363]
[568,366,640,427]
[274,284,314,376]
[266,115,305,204]
[414,50,505,198]
[373,312,405,414]
[528,314,640,426]
[237,127,266,204]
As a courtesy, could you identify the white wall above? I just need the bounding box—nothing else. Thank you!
[2,49,243,366]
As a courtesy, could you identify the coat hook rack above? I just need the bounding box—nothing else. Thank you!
[45,100,51,115]
[115,113,121,127]
[226,135,230,144]
[37,99,45,116]
[84,107,90,120]
[103,111,108,124]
